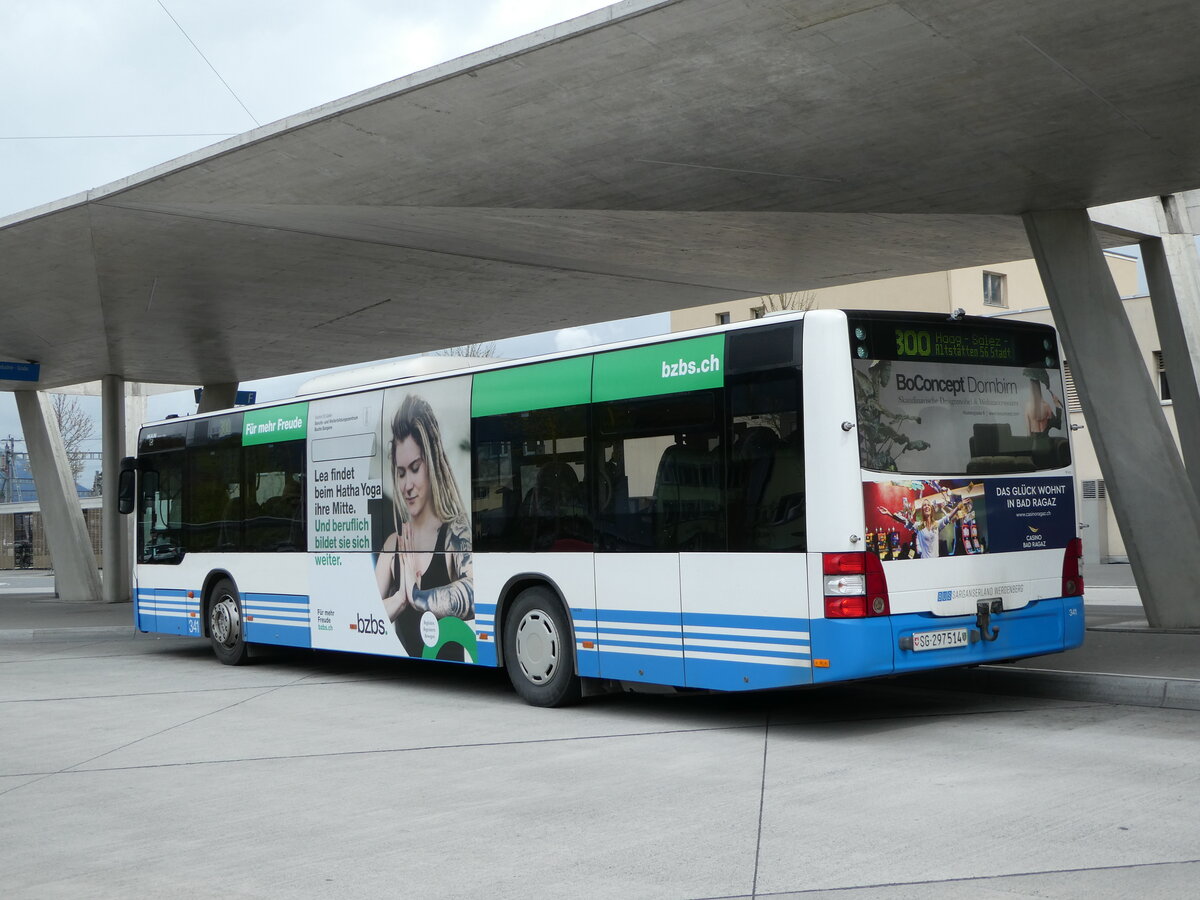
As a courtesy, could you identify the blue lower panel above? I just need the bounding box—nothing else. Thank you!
[685,657,811,691]
[569,606,601,678]
[593,607,686,685]
[682,612,813,691]
[809,617,897,684]
[475,639,499,667]
[136,589,198,636]
[892,598,1070,675]
[1064,596,1085,648]
[474,602,498,667]
[596,646,685,686]
[575,647,601,679]
[135,589,155,632]
[243,620,311,648]
[810,597,1076,684]
[242,593,311,649]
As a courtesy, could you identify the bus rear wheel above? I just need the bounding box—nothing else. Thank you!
[208,578,249,666]
[503,587,581,707]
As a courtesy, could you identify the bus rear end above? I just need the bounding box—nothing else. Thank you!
[804,310,1084,683]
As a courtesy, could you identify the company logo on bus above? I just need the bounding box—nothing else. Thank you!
[351,614,389,635]
[1022,526,1048,550]
[661,354,720,379]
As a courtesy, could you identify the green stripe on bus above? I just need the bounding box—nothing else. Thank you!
[471,356,593,417]
[592,334,724,402]
[242,402,308,445]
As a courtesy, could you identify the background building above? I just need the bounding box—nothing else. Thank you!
[0,443,102,569]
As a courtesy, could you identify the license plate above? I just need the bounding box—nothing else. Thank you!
[911,628,970,652]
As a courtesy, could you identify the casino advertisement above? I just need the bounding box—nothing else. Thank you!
[864,477,1075,561]
[852,358,1069,473]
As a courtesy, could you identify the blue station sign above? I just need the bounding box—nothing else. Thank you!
[0,361,40,382]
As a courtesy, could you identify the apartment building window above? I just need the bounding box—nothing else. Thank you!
[982,271,1006,307]
[715,312,731,325]
[1154,351,1171,401]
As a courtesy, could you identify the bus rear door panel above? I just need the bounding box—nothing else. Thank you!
[593,554,686,686]
[679,553,812,690]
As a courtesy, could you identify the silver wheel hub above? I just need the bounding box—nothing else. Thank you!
[211,595,240,646]
[514,610,559,684]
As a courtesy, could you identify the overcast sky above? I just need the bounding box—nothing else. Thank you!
[0,0,617,217]
[0,0,671,474]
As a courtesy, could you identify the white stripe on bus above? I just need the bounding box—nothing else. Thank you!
[684,650,812,667]
[684,638,810,654]
[595,645,683,658]
[682,625,810,640]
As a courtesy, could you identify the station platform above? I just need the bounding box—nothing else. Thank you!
[2,564,1197,710]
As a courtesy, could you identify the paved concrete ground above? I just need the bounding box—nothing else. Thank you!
[2,563,1200,897]
[3,628,1200,898]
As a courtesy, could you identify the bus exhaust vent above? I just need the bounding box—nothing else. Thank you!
[1082,479,1106,500]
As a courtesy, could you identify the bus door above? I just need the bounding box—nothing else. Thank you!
[593,555,684,686]
[592,418,690,687]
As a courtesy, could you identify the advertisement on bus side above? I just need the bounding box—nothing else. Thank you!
[307,376,476,662]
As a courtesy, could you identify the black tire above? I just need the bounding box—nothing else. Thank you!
[503,587,581,707]
[207,578,249,665]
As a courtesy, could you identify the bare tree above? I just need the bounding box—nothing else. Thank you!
[435,341,498,358]
[750,290,818,318]
[50,394,96,486]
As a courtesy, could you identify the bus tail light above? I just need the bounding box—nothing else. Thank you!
[823,552,890,618]
[1062,537,1084,597]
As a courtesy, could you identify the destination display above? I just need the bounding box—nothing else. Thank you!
[848,316,1060,368]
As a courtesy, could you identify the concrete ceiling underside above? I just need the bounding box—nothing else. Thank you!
[3,0,1199,389]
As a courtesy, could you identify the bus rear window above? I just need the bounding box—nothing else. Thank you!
[853,358,1070,475]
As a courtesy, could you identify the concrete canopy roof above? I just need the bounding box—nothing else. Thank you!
[3,0,1199,390]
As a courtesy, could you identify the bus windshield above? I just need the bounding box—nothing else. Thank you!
[849,314,1070,476]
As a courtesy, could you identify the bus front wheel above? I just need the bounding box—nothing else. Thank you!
[503,587,581,707]
[208,578,249,666]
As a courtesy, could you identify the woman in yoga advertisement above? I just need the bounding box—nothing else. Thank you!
[374,384,474,660]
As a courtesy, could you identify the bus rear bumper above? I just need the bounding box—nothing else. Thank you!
[810,596,1085,684]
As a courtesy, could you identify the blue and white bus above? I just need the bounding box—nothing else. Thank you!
[120,310,1084,706]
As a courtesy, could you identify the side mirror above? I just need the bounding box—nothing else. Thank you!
[117,456,137,515]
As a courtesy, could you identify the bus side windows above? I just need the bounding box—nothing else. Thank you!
[138,453,186,563]
[184,414,244,554]
[595,390,724,552]
[727,368,805,552]
[244,441,307,552]
[472,404,591,552]
[136,412,309,561]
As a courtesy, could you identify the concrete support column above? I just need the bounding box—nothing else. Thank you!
[101,375,128,604]
[1139,195,1200,498]
[197,382,239,413]
[15,390,104,603]
[1024,209,1200,628]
